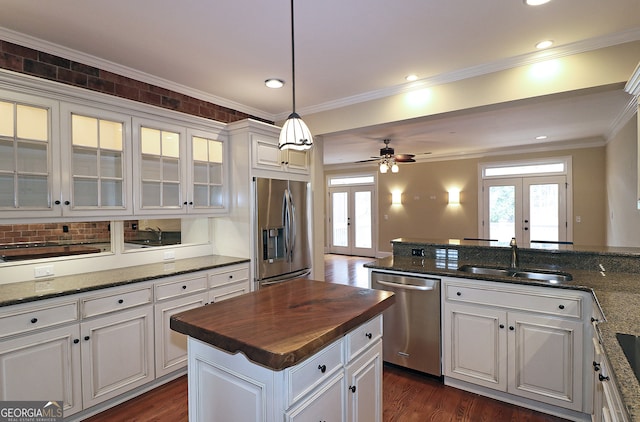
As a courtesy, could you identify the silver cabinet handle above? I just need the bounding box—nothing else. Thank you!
[375,279,434,291]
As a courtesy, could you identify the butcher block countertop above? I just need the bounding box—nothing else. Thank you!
[170,278,395,370]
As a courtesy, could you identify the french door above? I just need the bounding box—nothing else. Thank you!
[328,186,375,256]
[482,176,568,245]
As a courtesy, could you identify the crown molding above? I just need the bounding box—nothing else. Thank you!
[0,27,275,121]
[3,25,639,125]
[607,95,638,141]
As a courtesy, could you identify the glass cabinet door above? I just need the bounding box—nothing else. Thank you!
[189,130,226,212]
[60,104,132,216]
[133,118,186,214]
[0,96,59,217]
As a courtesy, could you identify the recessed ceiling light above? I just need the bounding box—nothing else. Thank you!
[536,135,548,140]
[405,74,418,82]
[524,0,551,5]
[535,40,553,49]
[265,79,284,89]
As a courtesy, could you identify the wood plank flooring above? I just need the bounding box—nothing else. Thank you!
[84,254,567,422]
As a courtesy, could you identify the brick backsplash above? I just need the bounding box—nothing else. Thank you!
[0,222,111,247]
[0,40,273,125]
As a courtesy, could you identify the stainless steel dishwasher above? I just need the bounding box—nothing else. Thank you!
[371,271,441,376]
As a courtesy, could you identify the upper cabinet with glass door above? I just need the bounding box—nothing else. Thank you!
[0,93,60,219]
[60,104,132,217]
[132,118,228,215]
[187,128,227,214]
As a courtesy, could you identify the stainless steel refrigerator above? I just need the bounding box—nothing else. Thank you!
[255,177,311,287]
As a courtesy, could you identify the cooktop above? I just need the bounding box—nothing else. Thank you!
[616,333,640,384]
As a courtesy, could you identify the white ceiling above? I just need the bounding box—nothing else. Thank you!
[0,0,639,164]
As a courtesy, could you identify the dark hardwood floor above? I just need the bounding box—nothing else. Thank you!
[85,254,567,422]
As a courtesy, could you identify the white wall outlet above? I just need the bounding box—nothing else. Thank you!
[163,251,175,261]
[34,265,54,278]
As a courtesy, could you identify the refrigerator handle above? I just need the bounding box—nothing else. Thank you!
[288,190,296,260]
[283,190,291,261]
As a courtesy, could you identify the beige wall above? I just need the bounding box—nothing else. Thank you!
[606,114,640,246]
[326,145,607,253]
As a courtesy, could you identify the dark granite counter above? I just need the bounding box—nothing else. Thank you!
[366,238,640,421]
[0,255,249,307]
[170,279,395,370]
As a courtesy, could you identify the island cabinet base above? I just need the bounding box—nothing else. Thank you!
[186,315,383,422]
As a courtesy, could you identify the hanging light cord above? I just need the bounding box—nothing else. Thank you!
[290,0,297,114]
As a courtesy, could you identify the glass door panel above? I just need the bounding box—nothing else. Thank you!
[329,186,375,256]
[488,184,517,243]
[331,191,349,249]
[354,191,372,249]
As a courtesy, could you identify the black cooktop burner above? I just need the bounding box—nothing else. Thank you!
[616,333,640,384]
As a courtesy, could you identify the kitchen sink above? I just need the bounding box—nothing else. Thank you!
[458,264,573,283]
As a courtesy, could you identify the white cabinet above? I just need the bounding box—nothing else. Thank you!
[132,117,228,215]
[59,103,133,216]
[0,324,82,417]
[0,92,60,218]
[345,339,383,422]
[591,322,628,421]
[80,303,154,408]
[208,264,251,303]
[155,264,250,378]
[443,277,586,412]
[187,314,383,422]
[251,133,309,175]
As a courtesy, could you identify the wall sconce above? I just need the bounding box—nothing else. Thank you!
[448,189,460,205]
[392,191,402,205]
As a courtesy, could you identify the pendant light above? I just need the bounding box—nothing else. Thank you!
[278,0,313,151]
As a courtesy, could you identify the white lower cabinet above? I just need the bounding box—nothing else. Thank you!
[80,305,155,408]
[0,262,251,420]
[345,339,383,422]
[187,314,383,422]
[443,277,587,413]
[0,324,82,417]
[592,328,628,421]
[154,292,208,377]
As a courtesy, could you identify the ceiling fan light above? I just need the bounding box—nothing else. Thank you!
[379,162,389,173]
[391,162,399,173]
[278,112,313,150]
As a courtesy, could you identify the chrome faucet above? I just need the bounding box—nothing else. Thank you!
[509,237,519,269]
[145,227,163,242]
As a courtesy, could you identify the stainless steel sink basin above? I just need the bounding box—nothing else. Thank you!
[458,265,572,283]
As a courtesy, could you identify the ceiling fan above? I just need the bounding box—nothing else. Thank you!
[357,139,417,173]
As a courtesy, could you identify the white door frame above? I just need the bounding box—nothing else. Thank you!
[325,174,377,257]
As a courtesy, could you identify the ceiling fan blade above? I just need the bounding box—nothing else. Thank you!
[354,158,380,163]
[395,154,415,162]
[396,157,416,163]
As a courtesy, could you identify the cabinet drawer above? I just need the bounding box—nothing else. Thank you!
[445,284,582,318]
[155,274,207,301]
[345,314,383,361]
[209,279,250,303]
[286,338,344,407]
[209,266,249,289]
[82,285,152,318]
[0,300,78,338]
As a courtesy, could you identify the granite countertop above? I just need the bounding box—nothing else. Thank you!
[170,278,395,370]
[365,255,640,421]
[0,255,250,307]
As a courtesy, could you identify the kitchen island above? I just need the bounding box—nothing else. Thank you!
[170,278,395,422]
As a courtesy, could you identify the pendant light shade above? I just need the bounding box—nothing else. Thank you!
[279,112,313,150]
[278,0,313,151]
